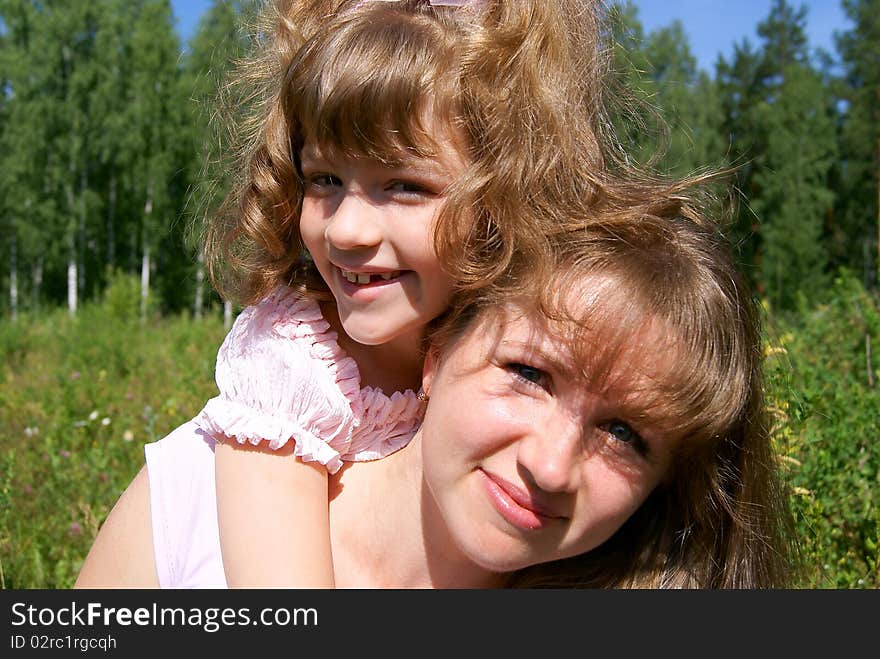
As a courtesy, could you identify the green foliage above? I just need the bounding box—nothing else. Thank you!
[834,0,880,286]
[765,270,879,587]
[101,269,151,322]
[0,303,226,589]
[752,62,836,309]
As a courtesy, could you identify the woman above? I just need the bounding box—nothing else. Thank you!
[75,205,795,588]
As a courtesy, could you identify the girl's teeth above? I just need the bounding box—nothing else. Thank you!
[342,270,400,284]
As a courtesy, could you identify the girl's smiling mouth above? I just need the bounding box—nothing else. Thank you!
[340,268,402,284]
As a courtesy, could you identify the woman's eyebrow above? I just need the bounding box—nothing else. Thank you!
[498,338,572,375]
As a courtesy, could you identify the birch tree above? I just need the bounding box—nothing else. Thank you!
[127,0,181,321]
[182,0,254,319]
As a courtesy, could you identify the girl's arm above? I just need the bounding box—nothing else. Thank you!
[196,288,349,588]
[215,440,335,588]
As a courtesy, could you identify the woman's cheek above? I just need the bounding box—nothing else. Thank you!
[456,392,535,455]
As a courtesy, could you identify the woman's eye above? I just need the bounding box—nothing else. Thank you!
[507,363,549,390]
[388,180,431,195]
[602,421,647,455]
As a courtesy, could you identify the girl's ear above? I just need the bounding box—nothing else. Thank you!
[421,345,441,398]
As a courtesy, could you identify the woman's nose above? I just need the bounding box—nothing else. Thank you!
[515,418,584,494]
[324,192,384,251]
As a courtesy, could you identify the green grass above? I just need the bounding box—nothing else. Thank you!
[0,293,226,589]
[1,272,877,588]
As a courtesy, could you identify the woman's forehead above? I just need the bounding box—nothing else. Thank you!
[469,298,675,382]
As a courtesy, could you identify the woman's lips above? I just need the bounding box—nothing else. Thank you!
[478,469,565,531]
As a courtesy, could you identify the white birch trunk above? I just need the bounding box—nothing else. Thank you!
[224,299,232,330]
[141,245,151,323]
[141,186,153,323]
[32,257,43,313]
[66,161,77,318]
[67,207,78,318]
[67,257,77,318]
[194,250,205,320]
[78,168,87,297]
[9,233,18,322]
[107,174,116,269]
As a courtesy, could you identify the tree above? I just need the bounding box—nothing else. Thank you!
[126,0,182,321]
[0,0,65,316]
[836,0,880,290]
[751,63,836,308]
[643,20,728,177]
[716,0,835,307]
[179,0,254,319]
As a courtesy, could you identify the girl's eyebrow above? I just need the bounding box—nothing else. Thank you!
[299,144,455,178]
[298,145,324,164]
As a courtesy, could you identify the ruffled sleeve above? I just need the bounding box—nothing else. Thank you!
[194,286,358,474]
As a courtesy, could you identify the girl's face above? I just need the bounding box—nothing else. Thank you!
[418,293,685,574]
[299,125,467,347]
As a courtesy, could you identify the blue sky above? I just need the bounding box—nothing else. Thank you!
[632,0,850,71]
[169,0,852,72]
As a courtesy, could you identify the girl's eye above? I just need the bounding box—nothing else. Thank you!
[306,173,342,189]
[601,421,648,455]
[507,363,550,390]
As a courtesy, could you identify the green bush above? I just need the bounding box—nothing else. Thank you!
[101,268,157,323]
[765,270,879,588]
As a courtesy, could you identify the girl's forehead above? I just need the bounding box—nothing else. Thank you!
[299,115,468,172]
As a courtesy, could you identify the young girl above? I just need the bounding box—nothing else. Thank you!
[74,195,795,588]
[195,0,617,587]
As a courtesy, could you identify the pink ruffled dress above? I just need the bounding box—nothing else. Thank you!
[195,286,424,474]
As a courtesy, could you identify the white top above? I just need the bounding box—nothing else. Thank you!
[144,421,227,588]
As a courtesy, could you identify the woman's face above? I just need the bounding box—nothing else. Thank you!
[419,293,685,574]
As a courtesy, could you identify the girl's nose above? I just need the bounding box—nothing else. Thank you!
[324,192,384,251]
[515,418,584,494]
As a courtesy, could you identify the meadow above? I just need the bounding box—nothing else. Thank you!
[1,273,877,589]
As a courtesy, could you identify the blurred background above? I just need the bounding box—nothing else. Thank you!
[0,0,877,588]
